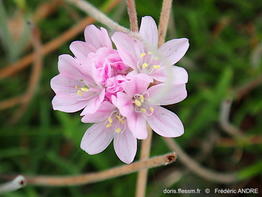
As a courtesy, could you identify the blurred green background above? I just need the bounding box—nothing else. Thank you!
[0,0,262,196]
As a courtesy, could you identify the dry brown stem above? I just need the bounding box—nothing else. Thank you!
[23,152,176,186]
[158,0,173,46]
[126,0,138,32]
[135,128,153,197]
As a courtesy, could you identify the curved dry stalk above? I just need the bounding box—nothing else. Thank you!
[0,96,25,110]
[219,99,244,137]
[135,128,152,197]
[33,0,63,22]
[126,0,138,32]
[235,75,262,99]
[0,0,121,79]
[10,25,43,123]
[21,152,176,186]
[67,0,129,33]
[217,135,262,147]
[158,0,173,46]
[164,138,237,183]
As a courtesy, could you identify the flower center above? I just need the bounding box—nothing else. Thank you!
[133,94,154,116]
[138,52,161,73]
[105,111,126,133]
[105,75,126,101]
[75,84,89,96]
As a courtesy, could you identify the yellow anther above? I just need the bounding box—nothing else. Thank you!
[139,95,144,103]
[150,107,154,113]
[148,51,152,55]
[134,99,142,107]
[107,117,113,123]
[106,123,112,128]
[76,85,89,96]
[115,128,121,133]
[140,108,147,113]
[142,63,149,69]
[77,90,83,96]
[140,53,146,57]
[152,65,161,69]
[119,119,125,124]
[80,87,89,92]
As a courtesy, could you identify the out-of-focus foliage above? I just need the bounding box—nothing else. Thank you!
[0,0,261,196]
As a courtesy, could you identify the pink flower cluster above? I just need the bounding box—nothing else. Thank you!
[51,16,189,163]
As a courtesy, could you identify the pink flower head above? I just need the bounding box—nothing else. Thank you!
[112,16,189,84]
[51,25,128,115]
[81,101,137,164]
[51,16,190,164]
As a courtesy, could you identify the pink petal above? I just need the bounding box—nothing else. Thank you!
[147,106,184,137]
[151,66,188,84]
[170,66,188,84]
[159,38,189,65]
[139,16,158,48]
[147,83,187,105]
[80,123,114,154]
[112,32,143,69]
[50,74,95,97]
[50,75,77,94]
[52,95,87,113]
[127,112,147,139]
[80,89,105,115]
[84,25,112,49]
[69,41,95,61]
[123,74,152,96]
[58,54,85,80]
[149,67,166,82]
[114,92,133,117]
[113,129,137,164]
[81,101,115,123]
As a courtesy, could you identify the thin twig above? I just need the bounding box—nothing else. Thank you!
[21,152,176,186]
[67,0,129,33]
[158,0,173,46]
[217,136,262,147]
[126,0,138,32]
[135,128,152,197]
[0,0,121,79]
[164,138,238,183]
[219,99,244,137]
[235,75,262,99]
[0,175,26,194]
[10,25,43,123]
[212,16,231,38]
[0,96,25,110]
[33,0,63,23]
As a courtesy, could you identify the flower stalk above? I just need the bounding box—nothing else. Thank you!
[158,0,173,46]
[126,0,138,32]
